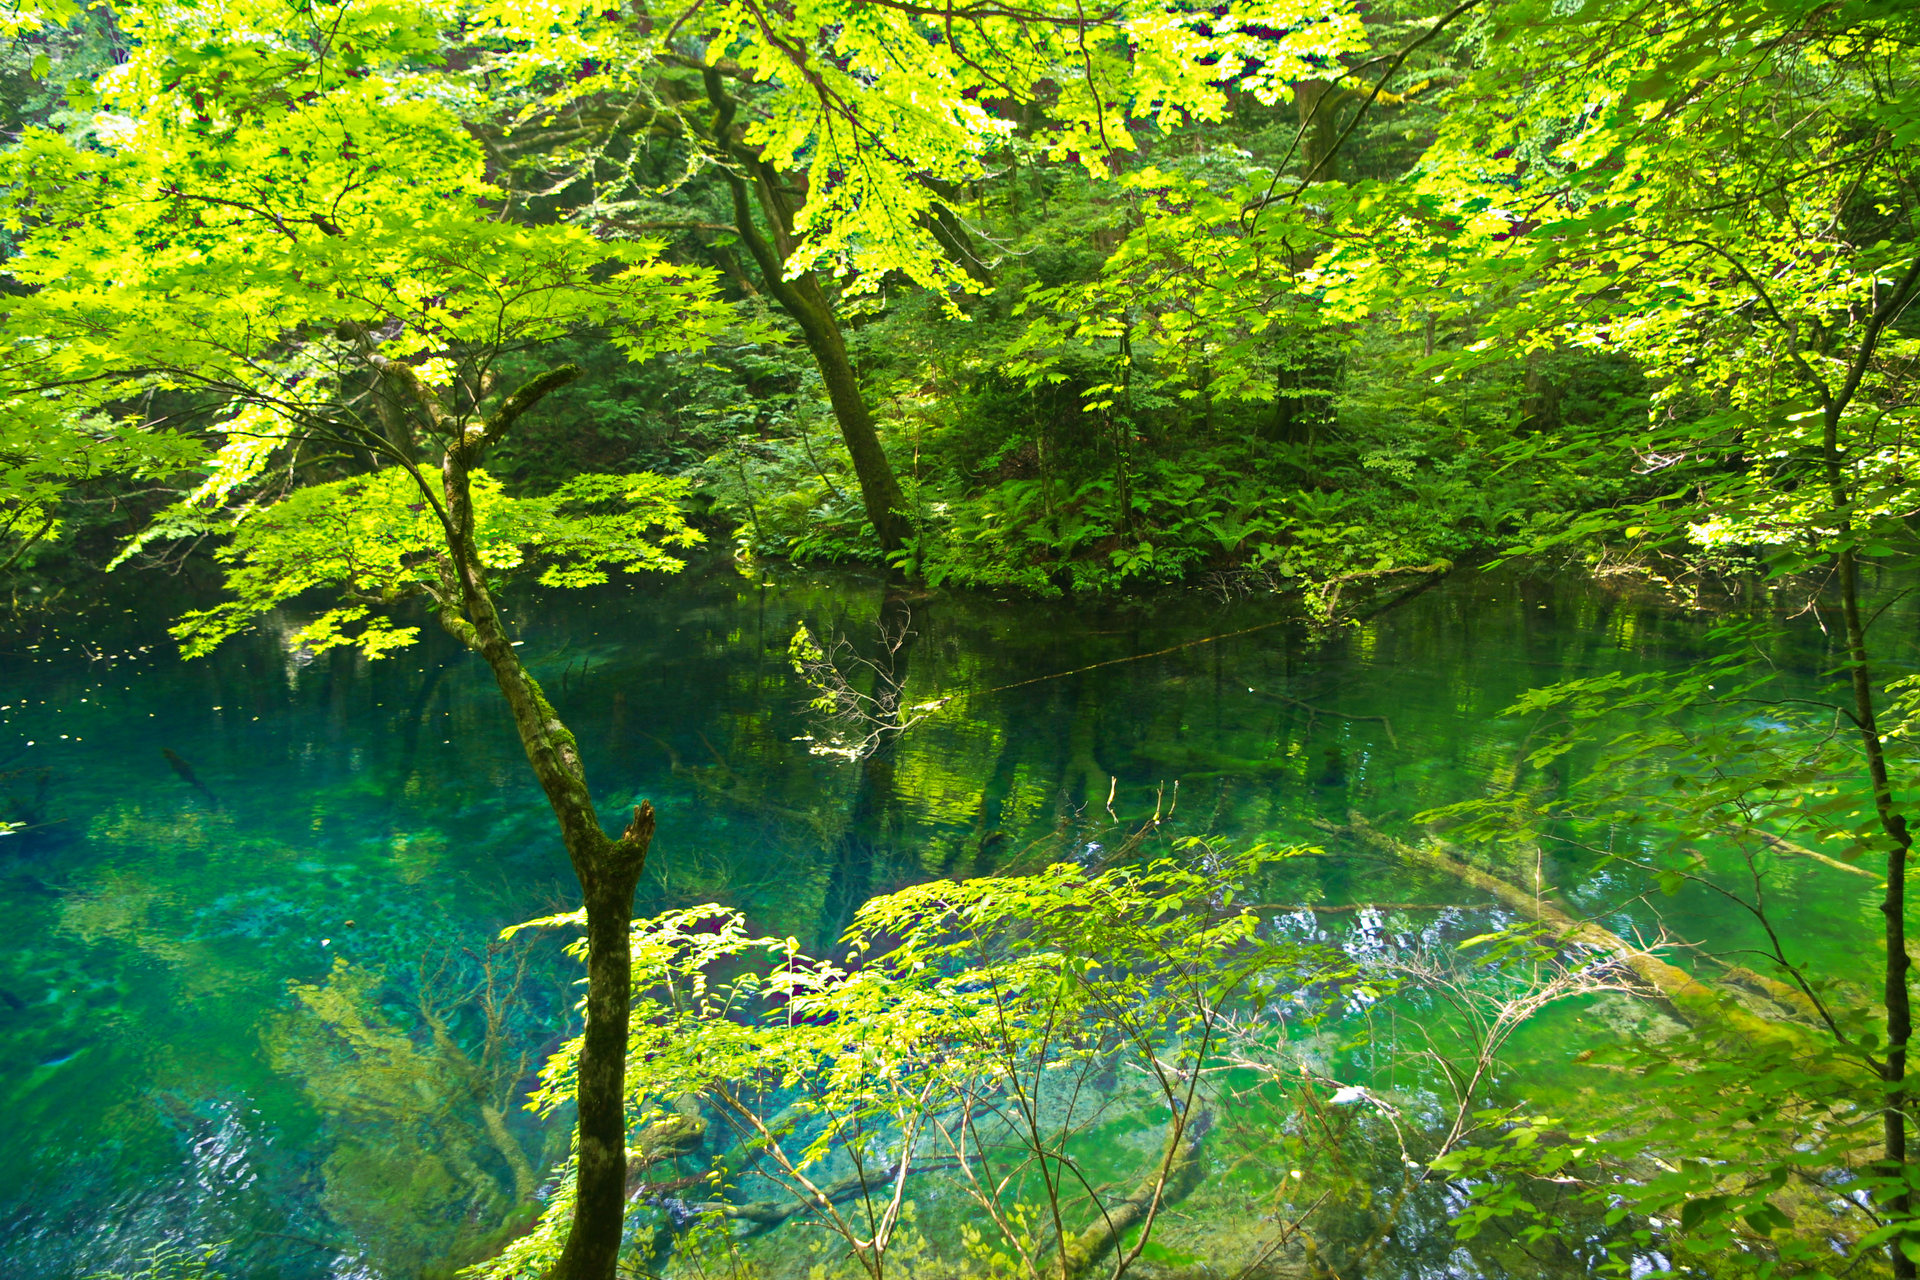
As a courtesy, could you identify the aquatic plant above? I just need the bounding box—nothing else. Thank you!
[82,1243,227,1280]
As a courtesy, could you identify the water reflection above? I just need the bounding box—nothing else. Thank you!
[0,559,1897,1276]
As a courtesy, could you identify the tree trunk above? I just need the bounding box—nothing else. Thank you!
[552,853,650,1280]
[1291,79,1354,185]
[1809,251,1920,1270]
[1837,546,1914,1273]
[786,269,912,554]
[701,69,912,556]
[408,370,655,1280]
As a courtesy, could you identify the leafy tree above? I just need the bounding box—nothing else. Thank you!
[1314,0,1920,1269]
[1420,644,1908,1275]
[473,0,1373,557]
[0,1,733,1275]
[0,409,199,574]
[488,842,1358,1279]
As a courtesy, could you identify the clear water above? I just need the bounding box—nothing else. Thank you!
[0,558,1896,1277]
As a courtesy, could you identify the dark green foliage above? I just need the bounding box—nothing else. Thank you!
[488,334,813,498]
[673,298,1652,595]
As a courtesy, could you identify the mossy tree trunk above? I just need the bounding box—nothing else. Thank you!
[698,68,912,556]
[385,361,656,1280]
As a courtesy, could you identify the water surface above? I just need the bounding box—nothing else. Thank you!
[0,558,1893,1276]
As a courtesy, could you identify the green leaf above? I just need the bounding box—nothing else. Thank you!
[1679,1195,1728,1232]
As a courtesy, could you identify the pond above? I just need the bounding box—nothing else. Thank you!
[0,557,1893,1277]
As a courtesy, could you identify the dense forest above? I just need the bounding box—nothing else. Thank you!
[0,0,1917,1276]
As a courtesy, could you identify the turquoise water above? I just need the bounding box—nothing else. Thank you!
[0,559,1896,1276]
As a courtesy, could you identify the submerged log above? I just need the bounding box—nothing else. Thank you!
[1130,742,1295,781]
[1748,828,1879,881]
[1716,962,1824,1022]
[1324,812,1824,1055]
[1059,1109,1211,1279]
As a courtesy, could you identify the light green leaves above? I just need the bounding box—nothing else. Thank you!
[485,842,1336,1278]
[172,468,702,659]
[0,0,733,641]
[0,409,204,570]
[478,0,1367,303]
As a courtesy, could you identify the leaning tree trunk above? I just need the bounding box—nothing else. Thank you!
[405,364,654,1280]
[1809,253,1920,1279]
[701,69,912,556]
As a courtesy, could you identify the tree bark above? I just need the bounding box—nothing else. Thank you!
[1838,546,1913,1268]
[700,69,912,556]
[1809,252,1920,1275]
[400,365,655,1280]
[1291,79,1354,185]
[555,836,651,1280]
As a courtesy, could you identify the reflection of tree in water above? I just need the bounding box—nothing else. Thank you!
[26,796,574,1278]
[814,590,916,948]
[790,592,1164,944]
[265,943,558,1277]
[655,585,949,944]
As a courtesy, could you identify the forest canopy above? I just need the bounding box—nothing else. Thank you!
[2,0,1919,1277]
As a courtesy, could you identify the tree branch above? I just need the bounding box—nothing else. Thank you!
[468,364,583,457]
